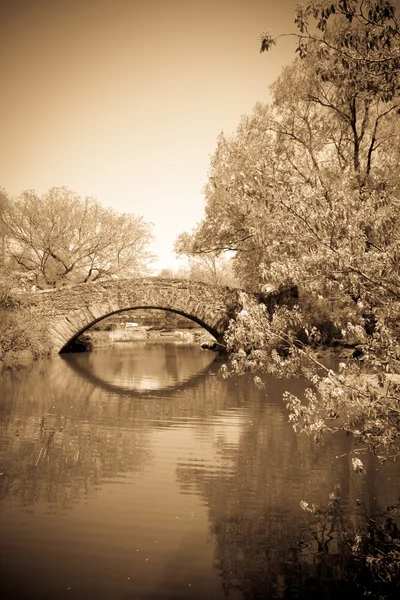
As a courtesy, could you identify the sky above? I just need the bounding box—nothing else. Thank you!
[0,0,302,271]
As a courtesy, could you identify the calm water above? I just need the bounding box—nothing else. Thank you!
[0,342,399,600]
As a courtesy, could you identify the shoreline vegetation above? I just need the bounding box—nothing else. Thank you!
[0,279,52,370]
[66,327,216,353]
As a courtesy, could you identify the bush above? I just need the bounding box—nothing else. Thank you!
[297,294,362,346]
[300,489,400,599]
[0,292,52,369]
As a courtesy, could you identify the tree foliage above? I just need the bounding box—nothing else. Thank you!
[174,233,238,286]
[177,0,400,459]
[262,0,400,102]
[2,187,155,288]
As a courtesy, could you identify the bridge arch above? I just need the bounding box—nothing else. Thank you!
[59,305,222,353]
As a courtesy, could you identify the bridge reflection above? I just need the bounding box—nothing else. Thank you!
[61,342,218,396]
[0,347,235,510]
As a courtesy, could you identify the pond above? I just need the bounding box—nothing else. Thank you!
[0,342,399,599]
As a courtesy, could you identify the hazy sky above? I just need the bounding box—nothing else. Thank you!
[1,0,302,271]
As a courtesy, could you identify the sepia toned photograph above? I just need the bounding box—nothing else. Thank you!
[0,1,399,598]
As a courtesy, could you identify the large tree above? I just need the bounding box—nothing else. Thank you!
[177,0,400,460]
[2,187,155,288]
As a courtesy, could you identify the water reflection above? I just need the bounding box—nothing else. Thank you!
[0,343,399,599]
[62,341,218,395]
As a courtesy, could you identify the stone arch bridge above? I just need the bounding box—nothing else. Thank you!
[17,277,298,354]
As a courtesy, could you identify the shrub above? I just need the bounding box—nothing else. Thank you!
[0,296,52,369]
[297,294,362,346]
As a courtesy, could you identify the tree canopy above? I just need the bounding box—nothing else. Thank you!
[176,0,400,460]
[2,187,155,288]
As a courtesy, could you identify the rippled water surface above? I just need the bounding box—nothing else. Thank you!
[0,342,399,599]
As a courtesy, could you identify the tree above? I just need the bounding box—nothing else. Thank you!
[2,187,155,288]
[178,0,400,460]
[158,268,175,279]
[174,110,281,289]
[181,0,400,288]
[262,0,400,185]
[174,232,238,286]
[186,253,238,286]
[0,188,10,267]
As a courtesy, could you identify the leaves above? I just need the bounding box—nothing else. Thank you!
[259,30,276,53]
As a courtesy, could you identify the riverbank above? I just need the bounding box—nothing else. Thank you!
[82,327,216,348]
